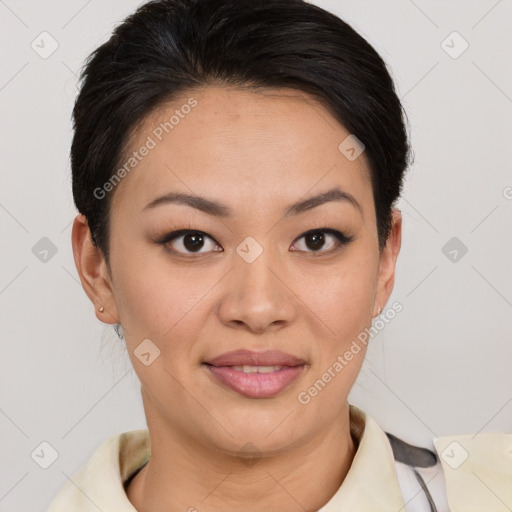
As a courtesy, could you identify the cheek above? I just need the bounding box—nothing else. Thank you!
[112,255,203,399]
[298,268,374,409]
[110,245,222,362]
[302,255,378,340]
[109,247,185,339]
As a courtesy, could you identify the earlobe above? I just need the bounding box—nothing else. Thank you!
[373,208,402,317]
[71,214,120,324]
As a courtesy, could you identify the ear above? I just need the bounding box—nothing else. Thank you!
[372,208,402,318]
[71,214,120,325]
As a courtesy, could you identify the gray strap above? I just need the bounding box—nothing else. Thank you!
[386,432,438,512]
[386,432,438,468]
[413,468,438,512]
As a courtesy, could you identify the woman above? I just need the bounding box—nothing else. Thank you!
[48,0,511,510]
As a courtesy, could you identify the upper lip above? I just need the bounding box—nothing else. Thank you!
[205,349,306,367]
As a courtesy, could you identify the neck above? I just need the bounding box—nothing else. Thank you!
[127,404,356,512]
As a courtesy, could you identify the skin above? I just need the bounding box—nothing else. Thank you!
[72,85,402,511]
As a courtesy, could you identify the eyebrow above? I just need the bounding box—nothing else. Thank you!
[143,187,362,217]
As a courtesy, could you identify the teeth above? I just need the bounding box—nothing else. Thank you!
[257,365,281,373]
[231,365,283,373]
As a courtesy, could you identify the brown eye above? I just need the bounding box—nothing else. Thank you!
[304,232,327,251]
[291,228,353,254]
[182,232,206,252]
[159,230,222,255]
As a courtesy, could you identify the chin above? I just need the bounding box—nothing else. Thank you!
[199,407,307,454]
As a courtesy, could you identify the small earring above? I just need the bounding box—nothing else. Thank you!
[98,306,105,313]
[377,306,382,316]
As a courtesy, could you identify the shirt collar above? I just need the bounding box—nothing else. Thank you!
[318,405,405,510]
[49,404,405,511]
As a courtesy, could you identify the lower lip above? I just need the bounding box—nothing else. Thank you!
[205,365,305,398]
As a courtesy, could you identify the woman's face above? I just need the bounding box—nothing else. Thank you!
[76,85,401,456]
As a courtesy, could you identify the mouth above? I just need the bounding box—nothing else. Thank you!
[203,349,307,399]
[228,365,286,373]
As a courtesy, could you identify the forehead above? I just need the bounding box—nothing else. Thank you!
[111,85,373,217]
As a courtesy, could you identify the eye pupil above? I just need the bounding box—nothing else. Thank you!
[184,232,204,252]
[306,232,325,251]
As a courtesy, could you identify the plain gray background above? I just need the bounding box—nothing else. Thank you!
[1,0,511,510]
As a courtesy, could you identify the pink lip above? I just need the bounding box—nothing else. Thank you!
[204,349,307,399]
[205,349,306,367]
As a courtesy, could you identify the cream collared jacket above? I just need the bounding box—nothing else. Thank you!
[47,405,511,512]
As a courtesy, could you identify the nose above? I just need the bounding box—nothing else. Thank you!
[218,244,297,334]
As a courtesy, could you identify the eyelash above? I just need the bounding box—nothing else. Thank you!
[156,227,354,258]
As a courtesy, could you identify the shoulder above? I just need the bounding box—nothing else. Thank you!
[47,430,149,512]
[384,429,512,512]
[433,432,512,512]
